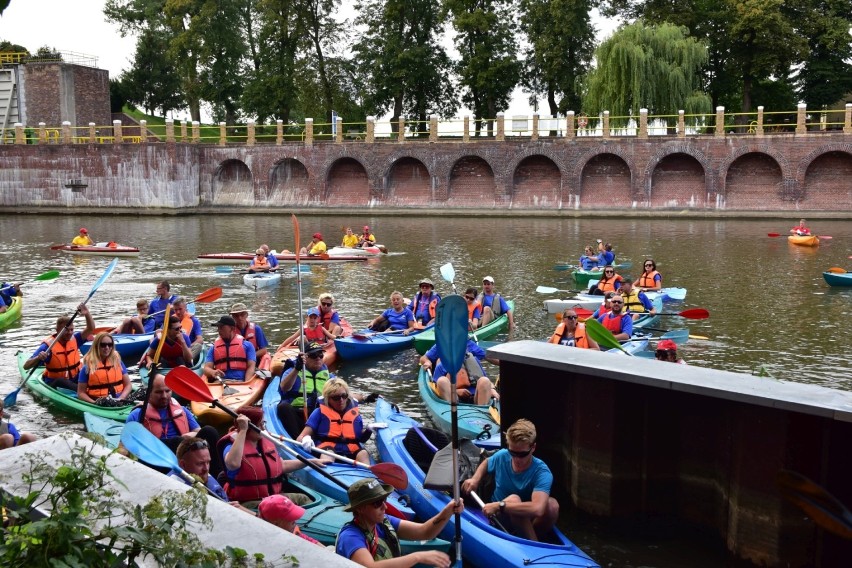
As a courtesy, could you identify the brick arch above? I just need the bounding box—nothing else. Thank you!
[643,146,713,209]
[505,147,570,207]
[720,148,788,210]
[717,145,792,197]
[796,144,852,183]
[443,153,499,207]
[643,144,714,196]
[434,151,502,204]
[213,159,255,205]
[510,154,564,208]
[797,145,852,210]
[571,147,636,208]
[382,156,433,205]
[323,155,372,206]
[268,157,312,205]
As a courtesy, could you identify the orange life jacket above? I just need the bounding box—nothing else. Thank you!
[212,335,248,371]
[86,361,125,398]
[637,270,661,289]
[304,325,326,343]
[143,398,191,439]
[549,322,591,348]
[411,293,438,322]
[41,335,82,380]
[179,314,196,336]
[221,433,285,502]
[468,301,481,322]
[317,404,361,454]
[320,309,338,332]
[252,256,270,270]
[596,274,623,293]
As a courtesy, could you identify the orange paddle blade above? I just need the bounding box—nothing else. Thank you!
[827,267,847,274]
[195,287,223,303]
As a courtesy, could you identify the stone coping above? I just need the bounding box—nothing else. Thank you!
[489,340,852,422]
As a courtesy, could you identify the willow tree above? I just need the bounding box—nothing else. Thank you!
[583,20,712,128]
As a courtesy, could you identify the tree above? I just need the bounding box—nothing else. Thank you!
[519,0,597,118]
[583,20,712,127]
[121,27,184,116]
[445,0,521,136]
[300,0,348,124]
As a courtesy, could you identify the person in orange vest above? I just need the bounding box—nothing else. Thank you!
[549,309,600,349]
[249,248,273,273]
[23,303,96,392]
[76,332,132,405]
[203,315,256,382]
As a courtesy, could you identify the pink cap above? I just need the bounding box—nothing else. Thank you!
[363,226,370,231]
[258,494,305,522]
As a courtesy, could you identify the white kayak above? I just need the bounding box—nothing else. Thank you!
[243,272,281,290]
[327,245,384,256]
[544,288,687,314]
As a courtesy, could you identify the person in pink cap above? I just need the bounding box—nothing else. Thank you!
[71,227,94,246]
[655,339,685,364]
[300,233,327,256]
[257,494,322,545]
[358,226,375,248]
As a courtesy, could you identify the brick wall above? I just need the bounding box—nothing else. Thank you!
[22,63,109,128]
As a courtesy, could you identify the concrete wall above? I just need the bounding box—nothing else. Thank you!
[489,341,852,567]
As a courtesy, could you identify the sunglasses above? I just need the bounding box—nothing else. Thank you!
[644,264,654,267]
[177,439,209,458]
[369,498,387,509]
[307,352,324,359]
[328,393,349,402]
[610,300,623,304]
[464,296,475,301]
[99,342,114,348]
[563,315,578,320]
[507,447,533,458]
[321,302,333,307]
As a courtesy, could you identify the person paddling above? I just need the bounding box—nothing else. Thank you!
[790,218,811,236]
[23,304,96,392]
[358,226,376,248]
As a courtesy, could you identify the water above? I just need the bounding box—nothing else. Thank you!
[1,213,850,566]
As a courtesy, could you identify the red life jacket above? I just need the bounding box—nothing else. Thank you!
[601,312,628,334]
[637,270,661,289]
[86,361,125,398]
[549,322,591,348]
[152,331,189,367]
[212,335,248,372]
[143,398,191,439]
[41,335,82,380]
[237,322,259,350]
[221,433,285,502]
[317,403,361,454]
[304,325,326,343]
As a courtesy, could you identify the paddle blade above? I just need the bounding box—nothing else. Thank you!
[689,334,710,340]
[164,366,215,404]
[35,270,60,281]
[777,470,852,540]
[767,233,781,237]
[195,287,223,303]
[152,304,171,364]
[584,318,629,354]
[371,463,409,490]
[679,308,710,319]
[214,266,234,274]
[3,389,20,408]
[440,263,455,284]
[121,421,179,471]
[88,258,119,300]
[828,267,847,274]
[435,296,470,378]
[818,235,833,240]
[535,286,559,294]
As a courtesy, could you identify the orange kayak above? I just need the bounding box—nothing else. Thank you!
[788,235,819,247]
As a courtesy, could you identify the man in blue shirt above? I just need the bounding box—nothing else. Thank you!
[204,315,257,382]
[477,276,516,331]
[147,281,177,329]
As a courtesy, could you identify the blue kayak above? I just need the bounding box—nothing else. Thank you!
[261,373,416,519]
[334,324,433,360]
[80,332,153,364]
[374,399,600,568]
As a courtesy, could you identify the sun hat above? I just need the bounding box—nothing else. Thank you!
[229,302,249,315]
[482,276,495,283]
[313,232,323,240]
[211,315,236,328]
[305,341,325,355]
[419,278,434,288]
[344,478,394,512]
[258,495,305,523]
[306,307,320,317]
[657,339,678,351]
[79,228,88,234]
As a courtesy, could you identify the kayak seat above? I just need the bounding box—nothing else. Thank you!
[403,427,449,473]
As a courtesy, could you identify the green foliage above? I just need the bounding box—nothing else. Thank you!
[0,441,289,567]
[109,79,128,113]
[584,20,712,125]
[0,40,29,54]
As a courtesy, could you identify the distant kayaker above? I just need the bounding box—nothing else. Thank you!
[341,227,359,248]
[173,297,204,360]
[0,399,36,449]
[113,298,155,335]
[596,294,632,341]
[0,280,21,313]
[619,280,656,321]
[230,302,269,363]
[317,293,344,338]
[259,244,279,269]
[335,478,463,567]
[23,303,96,392]
[358,225,376,248]
[280,307,336,349]
[655,339,686,364]
[368,291,416,334]
[596,240,615,266]
[300,233,327,256]
[420,338,499,404]
[578,246,599,271]
[477,276,516,331]
[409,278,441,326]
[461,419,559,542]
[147,281,177,330]
[76,332,132,405]
[257,494,323,546]
[549,309,600,350]
[203,315,256,382]
[635,258,662,291]
[790,218,811,236]
[71,227,94,246]
[248,248,273,273]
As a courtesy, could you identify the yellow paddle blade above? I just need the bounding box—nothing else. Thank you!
[689,334,709,340]
[152,304,171,364]
[489,404,501,427]
[827,267,847,274]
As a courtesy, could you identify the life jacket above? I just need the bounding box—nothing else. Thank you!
[152,331,189,367]
[41,335,82,380]
[212,335,248,372]
[600,312,628,334]
[143,398,190,439]
[220,433,286,502]
[237,322,259,350]
[411,292,438,323]
[107,241,118,248]
[596,274,623,293]
[317,403,361,454]
[178,314,196,337]
[467,301,481,322]
[320,309,339,332]
[303,325,326,343]
[476,293,503,316]
[85,361,126,398]
[281,367,330,409]
[549,322,591,348]
[336,518,400,561]
[252,256,270,270]
[637,270,661,289]
[621,289,647,314]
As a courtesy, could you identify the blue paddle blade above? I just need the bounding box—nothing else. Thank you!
[435,296,469,382]
[440,263,455,284]
[88,258,119,301]
[121,421,180,471]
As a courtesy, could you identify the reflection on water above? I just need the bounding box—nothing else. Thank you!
[1,213,849,566]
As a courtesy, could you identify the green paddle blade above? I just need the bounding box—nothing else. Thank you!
[36,270,60,281]
[584,318,629,354]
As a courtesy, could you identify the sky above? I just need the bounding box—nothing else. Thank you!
[0,1,620,123]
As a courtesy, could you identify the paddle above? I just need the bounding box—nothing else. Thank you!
[769,232,832,240]
[4,258,119,407]
[776,469,852,540]
[434,294,470,567]
[292,214,308,420]
[584,317,630,355]
[351,328,408,340]
[268,432,408,490]
[120,421,227,501]
[138,303,171,422]
[657,308,710,319]
[0,270,60,294]
[630,329,689,345]
[827,267,847,274]
[143,287,222,320]
[535,285,575,294]
[440,262,458,295]
[163,366,350,492]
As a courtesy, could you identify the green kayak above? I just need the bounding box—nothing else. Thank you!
[573,264,632,287]
[16,351,136,420]
[0,296,22,330]
[413,300,514,355]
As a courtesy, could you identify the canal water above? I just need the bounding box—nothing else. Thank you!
[1,213,850,566]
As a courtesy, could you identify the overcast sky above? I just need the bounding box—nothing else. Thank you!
[1,1,620,123]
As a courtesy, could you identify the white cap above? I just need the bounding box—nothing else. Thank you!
[482,276,495,283]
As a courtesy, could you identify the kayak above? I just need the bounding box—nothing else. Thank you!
[572,263,632,286]
[261,374,417,519]
[197,251,368,265]
[545,291,678,315]
[0,296,22,330]
[16,351,136,420]
[373,399,600,568]
[52,244,140,258]
[413,300,514,355]
[788,235,819,247]
[80,332,154,364]
[823,271,852,286]
[334,324,433,361]
[417,366,501,449]
[192,375,269,431]
[610,337,650,355]
[84,411,125,448]
[243,272,281,290]
[327,245,384,256]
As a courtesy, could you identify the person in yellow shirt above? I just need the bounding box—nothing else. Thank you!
[71,227,94,246]
[300,233,327,256]
[358,226,376,248]
[341,227,359,248]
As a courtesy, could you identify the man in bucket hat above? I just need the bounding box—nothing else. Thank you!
[408,278,441,326]
[203,315,256,382]
[229,302,269,364]
[335,478,462,566]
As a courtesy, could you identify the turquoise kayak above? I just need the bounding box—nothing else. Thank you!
[413,300,514,355]
[84,411,125,447]
[374,399,600,568]
[16,351,136,420]
[0,296,22,330]
[417,366,501,449]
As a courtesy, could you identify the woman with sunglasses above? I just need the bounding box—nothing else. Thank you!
[76,331,132,405]
[297,378,378,465]
[588,267,623,296]
[578,245,599,271]
[336,478,462,567]
[316,292,344,337]
[635,258,662,291]
[464,287,482,330]
[549,309,600,349]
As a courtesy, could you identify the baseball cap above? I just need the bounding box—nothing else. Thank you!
[657,339,678,351]
[236,405,263,427]
[229,303,249,315]
[79,227,88,234]
[305,341,325,355]
[313,232,322,240]
[344,478,394,511]
[258,494,305,523]
[306,307,320,317]
[482,276,495,283]
[211,315,236,328]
